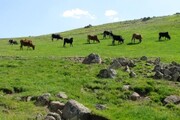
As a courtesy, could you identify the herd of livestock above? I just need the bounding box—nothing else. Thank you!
[8,31,171,50]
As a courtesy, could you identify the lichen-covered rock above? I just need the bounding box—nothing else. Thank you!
[35,93,51,106]
[48,101,65,112]
[82,53,102,64]
[97,69,117,78]
[62,100,91,120]
[130,92,140,101]
[163,95,180,104]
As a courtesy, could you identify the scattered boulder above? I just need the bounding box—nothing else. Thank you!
[35,93,51,106]
[62,100,91,120]
[140,56,148,61]
[97,69,117,78]
[154,71,164,79]
[130,92,140,101]
[48,101,65,113]
[82,53,102,64]
[163,95,180,105]
[112,57,135,67]
[108,59,122,69]
[154,57,161,65]
[57,92,68,99]
[46,112,61,120]
[152,62,180,82]
[122,85,131,91]
[129,71,136,78]
[95,104,107,110]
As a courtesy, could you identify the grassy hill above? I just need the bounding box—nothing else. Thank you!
[0,14,180,120]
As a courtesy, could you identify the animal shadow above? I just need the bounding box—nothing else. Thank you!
[127,42,141,45]
[155,40,169,42]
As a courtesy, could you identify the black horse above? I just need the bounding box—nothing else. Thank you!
[110,33,124,45]
[159,32,171,40]
[63,38,73,47]
[103,30,112,39]
[9,39,18,45]
[51,34,63,41]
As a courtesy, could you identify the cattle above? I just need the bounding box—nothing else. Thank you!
[159,32,171,40]
[63,37,73,47]
[20,39,35,50]
[51,34,63,41]
[110,33,124,45]
[87,35,100,44]
[103,30,112,39]
[9,39,18,45]
[131,33,142,43]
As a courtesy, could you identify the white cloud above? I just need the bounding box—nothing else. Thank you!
[62,8,96,19]
[105,10,118,17]
[105,10,120,22]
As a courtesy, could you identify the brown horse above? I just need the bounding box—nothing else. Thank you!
[87,35,100,44]
[20,39,35,50]
[131,33,142,43]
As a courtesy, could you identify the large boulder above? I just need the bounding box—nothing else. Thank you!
[62,100,91,120]
[82,53,102,64]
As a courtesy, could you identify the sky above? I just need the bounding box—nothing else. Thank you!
[0,0,179,38]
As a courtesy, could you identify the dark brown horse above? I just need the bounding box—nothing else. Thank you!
[20,39,35,50]
[103,30,112,39]
[131,33,142,43]
[87,35,100,44]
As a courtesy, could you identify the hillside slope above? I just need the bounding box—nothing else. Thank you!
[0,14,180,120]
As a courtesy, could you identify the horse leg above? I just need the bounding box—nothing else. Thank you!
[131,38,134,43]
[87,39,90,44]
[112,40,115,45]
[63,42,66,47]
[159,36,161,40]
[20,45,23,50]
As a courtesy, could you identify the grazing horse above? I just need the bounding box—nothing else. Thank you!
[51,34,63,41]
[20,39,35,50]
[87,35,100,44]
[9,39,18,45]
[159,32,171,40]
[131,33,142,43]
[63,37,73,47]
[103,30,112,39]
[110,33,124,45]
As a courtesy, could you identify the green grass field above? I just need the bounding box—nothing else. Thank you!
[0,14,180,120]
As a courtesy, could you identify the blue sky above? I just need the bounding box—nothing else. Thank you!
[0,0,179,38]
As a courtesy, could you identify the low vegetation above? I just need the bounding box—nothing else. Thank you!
[0,14,180,120]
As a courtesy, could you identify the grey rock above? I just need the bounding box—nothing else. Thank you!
[130,92,140,101]
[164,95,180,104]
[97,69,117,78]
[82,53,102,64]
[48,101,65,112]
[62,100,91,120]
